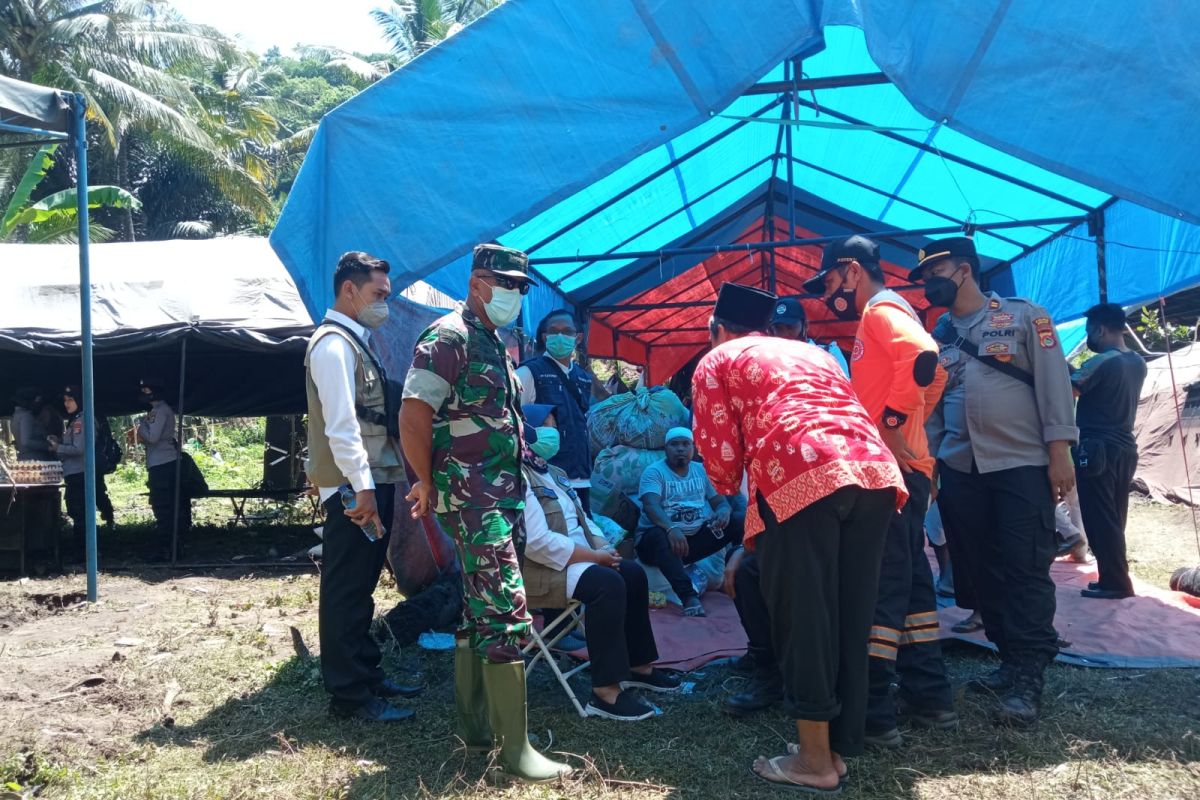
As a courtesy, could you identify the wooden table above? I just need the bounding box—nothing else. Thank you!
[200,487,319,526]
[0,483,63,575]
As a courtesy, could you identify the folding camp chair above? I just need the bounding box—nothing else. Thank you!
[522,567,591,718]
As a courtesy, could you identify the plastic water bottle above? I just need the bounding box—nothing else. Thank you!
[338,485,380,542]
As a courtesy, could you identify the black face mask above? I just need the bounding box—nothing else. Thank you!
[923,270,963,308]
[825,286,859,322]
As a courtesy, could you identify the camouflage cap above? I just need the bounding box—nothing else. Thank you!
[472,243,538,286]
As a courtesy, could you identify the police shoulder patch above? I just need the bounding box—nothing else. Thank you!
[988,298,1001,310]
[1033,316,1057,349]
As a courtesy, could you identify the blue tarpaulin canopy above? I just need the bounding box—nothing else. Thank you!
[272,0,1200,381]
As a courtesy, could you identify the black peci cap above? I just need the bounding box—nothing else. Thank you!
[713,282,777,330]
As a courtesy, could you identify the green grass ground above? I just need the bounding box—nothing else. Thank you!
[1,495,1198,799]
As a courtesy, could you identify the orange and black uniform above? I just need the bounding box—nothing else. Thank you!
[850,289,954,734]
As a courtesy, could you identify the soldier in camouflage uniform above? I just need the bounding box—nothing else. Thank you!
[399,243,572,783]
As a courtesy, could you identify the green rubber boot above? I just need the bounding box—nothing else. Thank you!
[480,660,573,783]
[455,640,492,753]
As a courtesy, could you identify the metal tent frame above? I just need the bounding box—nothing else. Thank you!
[0,77,97,600]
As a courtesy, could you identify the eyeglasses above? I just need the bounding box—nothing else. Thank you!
[475,271,531,295]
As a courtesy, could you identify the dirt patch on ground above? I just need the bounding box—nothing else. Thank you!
[0,505,1197,799]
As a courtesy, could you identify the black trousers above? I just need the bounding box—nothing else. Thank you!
[64,472,114,538]
[636,517,745,602]
[939,501,978,611]
[755,487,894,757]
[937,462,1058,661]
[573,560,658,687]
[1076,443,1138,594]
[147,461,190,540]
[320,483,394,710]
[866,472,952,732]
[733,552,775,670]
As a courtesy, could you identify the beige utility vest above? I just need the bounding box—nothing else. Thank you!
[304,324,404,488]
[522,465,606,607]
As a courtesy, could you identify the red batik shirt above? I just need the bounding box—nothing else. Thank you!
[692,334,908,546]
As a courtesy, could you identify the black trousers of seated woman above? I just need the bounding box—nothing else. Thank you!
[573,560,658,688]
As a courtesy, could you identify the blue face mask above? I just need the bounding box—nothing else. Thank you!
[530,427,561,460]
[544,333,577,360]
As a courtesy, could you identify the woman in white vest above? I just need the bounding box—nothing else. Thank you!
[520,403,681,721]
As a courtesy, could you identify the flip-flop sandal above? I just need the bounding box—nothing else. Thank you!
[785,744,849,781]
[750,756,843,795]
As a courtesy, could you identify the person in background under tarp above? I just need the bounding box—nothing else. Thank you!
[10,387,53,462]
[520,403,681,722]
[769,297,850,376]
[135,378,192,558]
[49,386,115,547]
[400,243,572,783]
[693,282,905,794]
[808,235,957,749]
[916,236,1077,727]
[1072,303,1148,600]
[516,309,594,513]
[304,251,424,723]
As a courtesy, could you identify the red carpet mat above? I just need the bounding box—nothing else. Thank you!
[938,558,1200,668]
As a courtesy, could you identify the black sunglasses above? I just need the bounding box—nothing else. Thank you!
[475,271,531,295]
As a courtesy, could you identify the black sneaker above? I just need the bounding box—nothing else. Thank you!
[585,691,656,721]
[621,668,682,693]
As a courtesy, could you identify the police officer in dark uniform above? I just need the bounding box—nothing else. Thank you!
[914,236,1077,726]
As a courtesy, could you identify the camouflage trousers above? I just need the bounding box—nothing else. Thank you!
[437,507,532,663]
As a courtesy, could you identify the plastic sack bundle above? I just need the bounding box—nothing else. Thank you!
[590,513,628,547]
[587,387,688,453]
[590,445,665,514]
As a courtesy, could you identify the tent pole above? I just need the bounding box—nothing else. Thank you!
[552,156,772,287]
[541,214,1085,268]
[785,155,1031,252]
[792,97,1094,212]
[171,336,188,566]
[743,72,889,96]
[785,59,799,246]
[1090,209,1108,302]
[524,96,784,256]
[72,93,98,603]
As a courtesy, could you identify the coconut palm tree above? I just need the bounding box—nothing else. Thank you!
[370,0,499,62]
[1,1,282,237]
[0,0,234,151]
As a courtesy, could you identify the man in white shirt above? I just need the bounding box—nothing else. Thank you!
[521,404,679,722]
[305,251,422,723]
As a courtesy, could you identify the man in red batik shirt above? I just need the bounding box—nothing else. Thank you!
[692,282,907,793]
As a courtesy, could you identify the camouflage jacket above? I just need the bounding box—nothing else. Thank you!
[402,307,525,513]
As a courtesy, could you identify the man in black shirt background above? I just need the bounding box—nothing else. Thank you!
[1072,304,1148,599]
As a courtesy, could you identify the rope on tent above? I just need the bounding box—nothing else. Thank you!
[1158,297,1200,558]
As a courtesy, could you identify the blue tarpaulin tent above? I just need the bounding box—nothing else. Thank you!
[271,0,1200,382]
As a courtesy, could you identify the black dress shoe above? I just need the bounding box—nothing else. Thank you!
[724,674,783,717]
[331,697,415,722]
[373,678,424,699]
[1080,587,1134,599]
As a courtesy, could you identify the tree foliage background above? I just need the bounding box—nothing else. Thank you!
[0,0,499,242]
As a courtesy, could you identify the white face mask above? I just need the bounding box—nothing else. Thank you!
[356,300,389,329]
[483,286,522,328]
